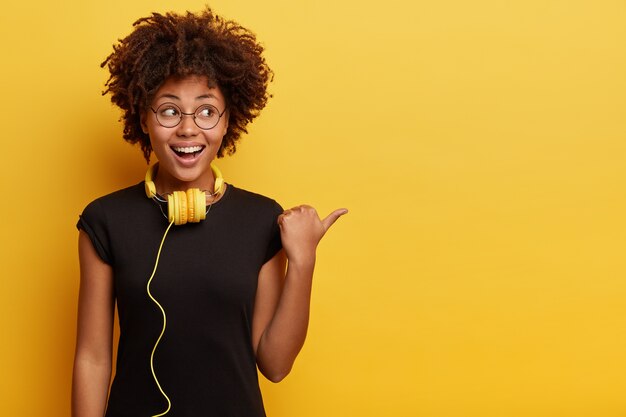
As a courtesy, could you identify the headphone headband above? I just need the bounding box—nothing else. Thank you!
[144,163,224,198]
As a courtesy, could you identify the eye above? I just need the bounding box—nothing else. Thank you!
[197,105,217,119]
[158,105,180,118]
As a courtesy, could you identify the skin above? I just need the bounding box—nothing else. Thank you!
[72,75,347,417]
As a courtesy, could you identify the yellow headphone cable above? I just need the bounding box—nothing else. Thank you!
[146,219,175,417]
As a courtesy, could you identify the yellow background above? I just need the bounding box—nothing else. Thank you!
[1,0,625,416]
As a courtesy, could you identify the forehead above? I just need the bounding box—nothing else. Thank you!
[153,75,224,102]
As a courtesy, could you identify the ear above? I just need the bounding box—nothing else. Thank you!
[222,110,229,136]
[140,112,149,134]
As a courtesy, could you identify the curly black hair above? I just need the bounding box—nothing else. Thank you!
[101,8,273,162]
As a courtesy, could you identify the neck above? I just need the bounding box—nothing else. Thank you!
[155,172,215,195]
[150,163,225,201]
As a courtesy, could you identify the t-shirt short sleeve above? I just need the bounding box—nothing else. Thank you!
[263,200,284,264]
[77,199,113,265]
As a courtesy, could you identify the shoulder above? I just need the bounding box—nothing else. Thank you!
[83,182,145,210]
[221,185,283,258]
[79,182,147,227]
[225,184,283,214]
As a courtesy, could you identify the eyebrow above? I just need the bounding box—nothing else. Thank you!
[155,93,218,101]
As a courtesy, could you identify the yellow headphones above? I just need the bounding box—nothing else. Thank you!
[144,163,225,225]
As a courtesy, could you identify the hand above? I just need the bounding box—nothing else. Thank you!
[277,206,348,265]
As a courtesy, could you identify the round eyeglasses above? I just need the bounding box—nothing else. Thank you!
[150,102,227,130]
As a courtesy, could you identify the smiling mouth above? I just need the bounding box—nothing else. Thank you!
[171,145,205,158]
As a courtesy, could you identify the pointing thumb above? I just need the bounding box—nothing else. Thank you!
[321,208,348,232]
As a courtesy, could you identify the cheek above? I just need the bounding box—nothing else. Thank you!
[146,124,169,142]
[206,134,224,154]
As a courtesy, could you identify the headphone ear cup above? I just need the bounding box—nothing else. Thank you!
[178,191,188,225]
[187,188,206,223]
[196,189,206,222]
[186,189,196,223]
[168,191,188,225]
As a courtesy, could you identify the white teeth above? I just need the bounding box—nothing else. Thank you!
[172,146,203,153]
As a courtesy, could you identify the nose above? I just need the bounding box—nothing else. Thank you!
[176,113,199,136]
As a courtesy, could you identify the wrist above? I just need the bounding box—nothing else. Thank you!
[285,250,316,271]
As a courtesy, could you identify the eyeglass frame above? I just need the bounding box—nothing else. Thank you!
[149,102,227,130]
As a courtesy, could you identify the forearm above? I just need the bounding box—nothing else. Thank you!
[256,256,315,382]
[72,356,111,417]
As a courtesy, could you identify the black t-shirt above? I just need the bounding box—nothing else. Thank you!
[77,182,282,417]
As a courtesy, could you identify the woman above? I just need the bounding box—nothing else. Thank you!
[72,8,346,417]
